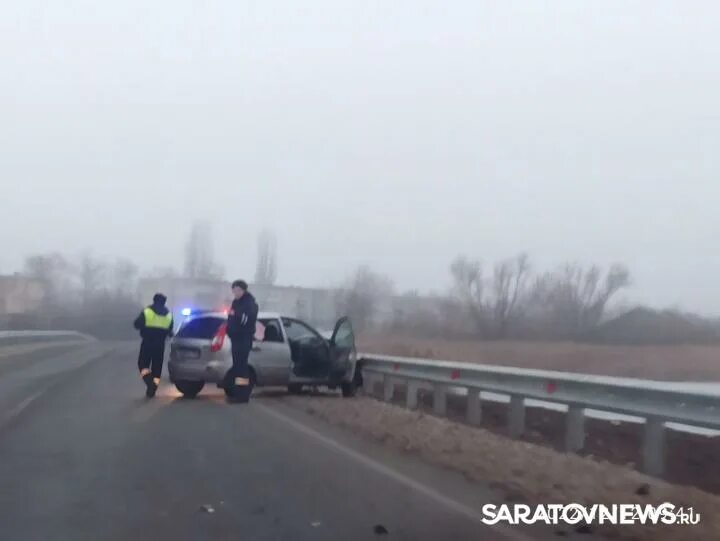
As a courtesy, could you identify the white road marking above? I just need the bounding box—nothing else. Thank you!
[1,389,47,427]
[255,402,536,541]
[0,345,115,429]
[0,341,85,359]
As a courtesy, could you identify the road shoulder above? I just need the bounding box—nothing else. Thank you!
[255,392,597,541]
[262,392,719,541]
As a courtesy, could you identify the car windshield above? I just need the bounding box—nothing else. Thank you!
[282,318,319,342]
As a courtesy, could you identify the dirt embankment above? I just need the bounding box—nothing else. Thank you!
[358,336,720,495]
[359,334,720,381]
[283,394,720,541]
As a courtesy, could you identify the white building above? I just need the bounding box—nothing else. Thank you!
[137,278,338,329]
[0,275,45,316]
[136,277,441,332]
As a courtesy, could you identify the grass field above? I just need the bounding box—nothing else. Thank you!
[358,334,720,381]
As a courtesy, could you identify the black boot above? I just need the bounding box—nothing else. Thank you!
[222,373,236,401]
[143,374,156,398]
[233,384,251,404]
[226,384,251,404]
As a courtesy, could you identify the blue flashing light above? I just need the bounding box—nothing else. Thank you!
[181,308,192,317]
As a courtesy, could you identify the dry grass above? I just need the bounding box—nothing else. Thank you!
[359,334,720,381]
[286,394,720,541]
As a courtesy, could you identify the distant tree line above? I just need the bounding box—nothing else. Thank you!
[334,255,720,344]
[447,254,632,340]
[338,256,720,344]
[9,237,718,345]
[24,252,141,309]
[5,221,283,337]
[15,252,143,338]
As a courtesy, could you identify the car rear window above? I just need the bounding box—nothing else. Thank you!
[177,317,225,339]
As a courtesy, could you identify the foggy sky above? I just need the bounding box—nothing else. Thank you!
[1,1,719,313]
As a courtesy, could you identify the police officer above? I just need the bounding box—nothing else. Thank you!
[224,280,259,403]
[133,293,174,398]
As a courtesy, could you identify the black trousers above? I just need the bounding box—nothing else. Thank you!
[224,338,252,399]
[138,339,166,380]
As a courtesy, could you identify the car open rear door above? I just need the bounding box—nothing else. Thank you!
[328,316,357,381]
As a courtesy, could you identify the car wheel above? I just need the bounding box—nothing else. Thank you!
[175,380,204,398]
[287,383,303,394]
[341,364,362,398]
[340,381,357,397]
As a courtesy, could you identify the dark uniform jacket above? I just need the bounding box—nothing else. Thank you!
[227,293,259,344]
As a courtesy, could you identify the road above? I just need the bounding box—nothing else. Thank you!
[0,341,587,541]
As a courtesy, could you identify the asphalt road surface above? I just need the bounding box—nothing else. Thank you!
[0,341,584,541]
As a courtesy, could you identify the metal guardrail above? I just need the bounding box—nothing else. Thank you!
[0,330,94,346]
[359,353,720,477]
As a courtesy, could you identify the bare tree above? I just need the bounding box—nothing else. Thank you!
[450,256,485,333]
[23,253,72,306]
[490,253,530,338]
[336,266,394,333]
[184,221,223,279]
[451,254,531,338]
[79,254,106,305]
[145,266,178,279]
[531,263,631,337]
[111,258,139,298]
[254,228,278,285]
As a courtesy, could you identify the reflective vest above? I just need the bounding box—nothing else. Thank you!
[143,308,173,330]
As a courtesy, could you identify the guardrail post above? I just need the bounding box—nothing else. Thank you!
[642,418,666,477]
[466,389,481,426]
[383,375,394,402]
[509,395,525,437]
[363,374,376,396]
[406,380,419,410]
[434,384,448,417]
[565,406,586,452]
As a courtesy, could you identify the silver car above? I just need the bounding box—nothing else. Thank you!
[168,311,361,398]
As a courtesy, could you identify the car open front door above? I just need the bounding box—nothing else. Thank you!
[284,317,331,380]
[329,316,357,382]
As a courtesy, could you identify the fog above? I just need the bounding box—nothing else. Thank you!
[1,1,719,314]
